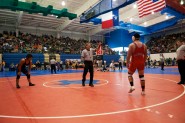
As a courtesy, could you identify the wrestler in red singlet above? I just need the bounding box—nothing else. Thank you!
[126,33,147,95]
[129,43,145,72]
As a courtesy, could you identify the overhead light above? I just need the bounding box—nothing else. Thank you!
[165,15,169,19]
[129,18,133,22]
[163,12,167,15]
[133,4,137,9]
[144,22,147,25]
[113,0,117,2]
[180,0,184,5]
[61,1,65,6]
[151,11,154,14]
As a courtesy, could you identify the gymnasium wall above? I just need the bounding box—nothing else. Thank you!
[60,54,120,65]
[150,52,176,61]
[2,53,44,67]
[103,55,120,65]
[104,29,145,48]
[2,53,120,68]
[60,54,81,62]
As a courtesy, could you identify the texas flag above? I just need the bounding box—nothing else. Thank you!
[101,10,119,29]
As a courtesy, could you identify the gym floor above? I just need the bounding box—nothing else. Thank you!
[0,67,184,123]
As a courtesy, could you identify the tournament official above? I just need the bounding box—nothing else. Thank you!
[50,57,56,74]
[81,43,94,87]
[176,39,185,84]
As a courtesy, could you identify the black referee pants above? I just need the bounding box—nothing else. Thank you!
[178,60,185,83]
[119,62,122,70]
[161,61,164,70]
[51,64,56,74]
[82,61,94,85]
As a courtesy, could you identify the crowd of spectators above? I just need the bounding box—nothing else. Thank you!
[146,32,185,54]
[2,30,185,58]
[0,31,115,55]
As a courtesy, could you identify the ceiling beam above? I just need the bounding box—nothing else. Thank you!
[139,14,175,27]
[16,11,24,28]
[119,4,138,21]
[15,0,25,28]
[0,9,18,14]
[21,18,64,24]
[88,25,104,36]
[0,23,97,36]
[56,0,100,31]
[71,21,99,27]
[22,13,68,20]
[0,16,17,19]
[0,20,16,23]
[68,23,98,28]
[0,23,57,32]
[0,13,18,17]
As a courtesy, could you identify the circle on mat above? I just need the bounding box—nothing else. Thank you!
[43,79,108,88]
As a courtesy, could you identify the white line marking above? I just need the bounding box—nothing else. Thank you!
[155,111,160,114]
[146,109,151,112]
[168,114,174,118]
[115,84,122,86]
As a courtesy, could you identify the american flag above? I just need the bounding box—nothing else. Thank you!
[137,0,166,18]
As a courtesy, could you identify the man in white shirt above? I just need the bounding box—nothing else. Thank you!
[176,39,185,84]
[118,57,123,70]
[160,53,165,70]
[50,57,56,74]
[81,43,94,87]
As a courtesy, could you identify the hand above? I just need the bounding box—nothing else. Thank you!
[82,64,85,68]
[17,72,21,75]
[28,71,30,75]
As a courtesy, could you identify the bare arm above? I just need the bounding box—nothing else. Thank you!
[144,45,147,61]
[28,61,32,73]
[18,59,24,74]
[126,44,133,66]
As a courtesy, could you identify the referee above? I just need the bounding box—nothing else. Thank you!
[81,43,94,87]
[50,57,56,74]
[176,39,185,84]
